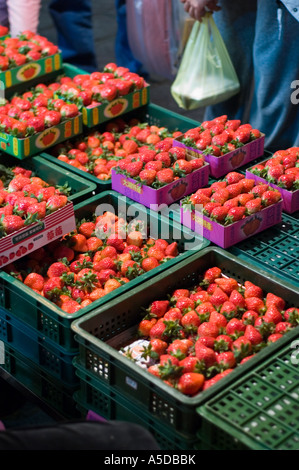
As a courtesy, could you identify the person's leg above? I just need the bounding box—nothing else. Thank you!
[203,0,257,122]
[48,0,98,73]
[6,0,41,37]
[250,0,299,150]
[114,0,148,77]
[0,0,8,29]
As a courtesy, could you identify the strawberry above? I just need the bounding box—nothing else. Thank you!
[202,267,222,285]
[209,287,229,307]
[209,311,227,328]
[220,301,238,320]
[225,206,246,225]
[232,336,252,361]
[265,292,285,311]
[171,289,190,299]
[202,369,234,390]
[216,351,236,370]
[251,183,270,197]
[214,335,233,352]
[275,322,292,335]
[141,257,160,272]
[175,297,195,311]
[147,300,169,318]
[277,174,295,190]
[244,324,263,345]
[211,188,230,205]
[224,172,245,185]
[194,342,217,368]
[244,281,263,299]
[264,305,283,324]
[0,215,24,235]
[242,310,259,325]
[167,339,193,358]
[202,202,221,217]
[197,321,220,338]
[261,190,281,206]
[60,103,79,118]
[267,164,285,182]
[149,321,167,340]
[177,372,205,395]
[46,195,68,212]
[226,318,246,336]
[245,296,266,314]
[245,197,262,214]
[214,277,239,295]
[139,169,156,186]
[43,277,64,301]
[126,160,143,178]
[196,336,216,349]
[156,168,174,185]
[138,318,157,336]
[229,290,246,310]
[24,273,45,291]
[210,206,229,223]
[283,308,299,326]
[179,356,204,374]
[267,333,283,344]
[163,308,183,322]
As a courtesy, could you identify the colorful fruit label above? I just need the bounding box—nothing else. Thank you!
[104,98,128,118]
[16,62,41,82]
[35,127,61,149]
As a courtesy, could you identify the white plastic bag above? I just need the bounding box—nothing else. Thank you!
[126,0,189,79]
[171,14,240,110]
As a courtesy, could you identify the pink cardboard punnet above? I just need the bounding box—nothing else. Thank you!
[180,200,283,249]
[111,163,210,211]
[174,134,265,178]
[246,168,299,214]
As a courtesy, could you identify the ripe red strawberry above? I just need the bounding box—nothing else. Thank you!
[275,322,292,335]
[46,195,68,212]
[156,168,174,184]
[229,290,246,310]
[149,320,167,340]
[226,182,243,199]
[209,286,229,307]
[277,174,295,190]
[216,351,236,370]
[126,160,143,178]
[202,202,221,217]
[267,333,283,343]
[138,318,157,336]
[211,132,229,146]
[267,164,285,182]
[210,181,227,192]
[106,234,125,252]
[210,206,229,223]
[245,296,266,314]
[211,188,230,205]
[179,356,203,374]
[242,310,259,325]
[245,197,262,214]
[175,297,195,311]
[240,178,256,193]
[202,369,234,390]
[214,335,233,352]
[147,300,169,318]
[194,341,217,368]
[225,120,241,131]
[171,289,190,299]
[167,338,193,357]
[141,257,160,272]
[264,305,283,324]
[232,336,252,359]
[244,324,263,345]
[195,301,215,318]
[196,336,216,349]
[226,318,246,336]
[214,277,239,295]
[24,272,45,291]
[283,308,299,326]
[224,172,245,185]
[234,128,251,143]
[265,292,285,311]
[0,215,24,235]
[43,276,64,300]
[139,169,156,186]
[202,266,222,284]
[244,281,264,299]
[225,206,246,224]
[261,190,281,206]
[251,183,270,197]
[163,308,183,322]
[177,372,205,395]
[220,301,238,320]
[209,311,227,328]
[197,321,220,338]
[26,201,47,221]
[223,197,239,210]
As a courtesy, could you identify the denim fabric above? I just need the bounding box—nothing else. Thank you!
[115,0,149,77]
[204,0,299,151]
[48,0,98,73]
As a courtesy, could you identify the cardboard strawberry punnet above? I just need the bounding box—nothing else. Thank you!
[181,171,283,248]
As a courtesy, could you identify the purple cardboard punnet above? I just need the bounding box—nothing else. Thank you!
[174,134,265,178]
[180,200,283,249]
[111,163,210,211]
[245,169,299,214]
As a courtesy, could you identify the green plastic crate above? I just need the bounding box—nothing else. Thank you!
[41,101,203,191]
[0,190,208,352]
[0,153,96,205]
[1,343,79,420]
[0,307,78,387]
[229,212,299,288]
[71,246,299,437]
[73,358,200,451]
[197,340,299,450]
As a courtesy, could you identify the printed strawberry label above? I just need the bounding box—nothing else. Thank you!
[16,62,41,81]
[104,98,128,118]
[35,127,60,149]
[229,148,247,168]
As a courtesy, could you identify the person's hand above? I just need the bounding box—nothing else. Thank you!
[180,0,221,22]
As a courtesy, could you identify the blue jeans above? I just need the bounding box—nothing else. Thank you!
[48,0,98,73]
[204,0,299,151]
